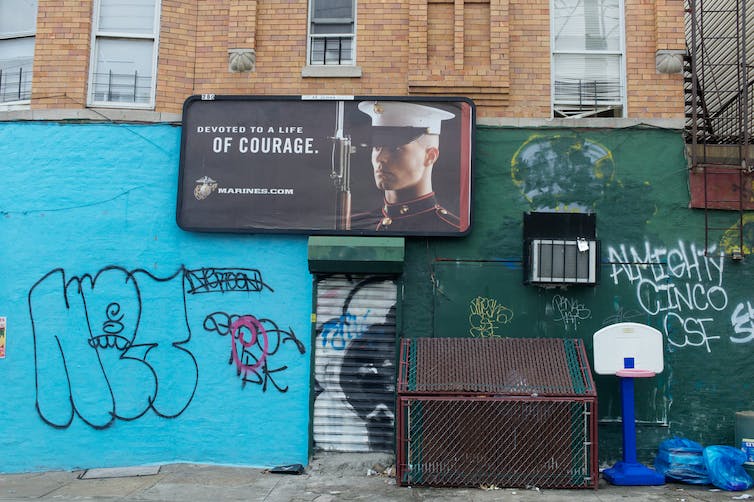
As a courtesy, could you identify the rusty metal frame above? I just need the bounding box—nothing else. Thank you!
[395,337,598,489]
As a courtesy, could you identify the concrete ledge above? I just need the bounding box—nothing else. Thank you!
[477,117,685,130]
[0,108,182,124]
[301,65,362,78]
[1,108,684,130]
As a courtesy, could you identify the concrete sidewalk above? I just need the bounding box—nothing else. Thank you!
[1,453,753,501]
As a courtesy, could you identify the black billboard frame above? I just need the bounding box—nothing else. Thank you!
[176,94,475,237]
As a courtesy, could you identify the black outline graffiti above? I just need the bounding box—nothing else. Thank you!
[203,311,305,392]
[28,265,280,430]
[184,268,273,295]
[29,266,195,429]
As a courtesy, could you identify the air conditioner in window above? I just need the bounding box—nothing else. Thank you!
[529,239,598,285]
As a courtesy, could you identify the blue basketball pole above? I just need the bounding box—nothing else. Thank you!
[602,358,665,485]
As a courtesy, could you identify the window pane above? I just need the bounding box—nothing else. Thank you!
[553,53,622,103]
[311,21,354,35]
[0,0,37,36]
[553,0,620,52]
[98,0,156,34]
[91,38,153,103]
[0,37,34,102]
[308,0,355,65]
[312,0,353,21]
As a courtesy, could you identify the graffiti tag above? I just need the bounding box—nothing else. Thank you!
[469,296,513,338]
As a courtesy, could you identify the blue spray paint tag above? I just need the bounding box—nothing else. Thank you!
[741,438,754,464]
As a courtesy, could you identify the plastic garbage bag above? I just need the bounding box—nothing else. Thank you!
[703,445,754,491]
[654,437,711,484]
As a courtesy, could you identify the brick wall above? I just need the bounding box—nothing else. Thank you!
[154,0,198,111]
[32,0,92,109]
[28,0,685,120]
[625,0,685,117]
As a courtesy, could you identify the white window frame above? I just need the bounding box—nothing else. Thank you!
[305,0,357,69]
[550,0,627,118]
[87,0,161,109]
[0,0,37,108]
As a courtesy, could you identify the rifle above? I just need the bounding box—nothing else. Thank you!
[330,100,353,230]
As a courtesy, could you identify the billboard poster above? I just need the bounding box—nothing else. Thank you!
[177,95,474,236]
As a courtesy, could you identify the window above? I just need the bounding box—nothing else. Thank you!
[523,212,599,286]
[551,0,625,118]
[307,0,355,66]
[0,0,37,105]
[88,0,160,108]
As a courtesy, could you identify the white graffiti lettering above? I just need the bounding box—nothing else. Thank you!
[664,312,719,352]
[607,241,726,353]
[609,241,723,287]
[549,295,591,331]
[731,301,754,344]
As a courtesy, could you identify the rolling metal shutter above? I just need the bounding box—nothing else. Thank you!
[313,274,397,452]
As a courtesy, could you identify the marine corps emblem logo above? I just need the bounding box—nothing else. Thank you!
[194,176,218,200]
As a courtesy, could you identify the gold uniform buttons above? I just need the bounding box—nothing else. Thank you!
[381,217,393,226]
[400,205,410,215]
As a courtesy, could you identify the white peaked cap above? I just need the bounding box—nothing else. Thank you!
[358,101,455,134]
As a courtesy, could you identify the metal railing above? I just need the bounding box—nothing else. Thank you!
[554,79,622,104]
[553,78,623,117]
[308,35,354,65]
[0,67,32,103]
[685,0,752,148]
[90,70,152,104]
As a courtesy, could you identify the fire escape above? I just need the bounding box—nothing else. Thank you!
[685,0,753,257]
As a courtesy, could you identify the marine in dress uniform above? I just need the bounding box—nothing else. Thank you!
[352,193,461,232]
[353,100,461,232]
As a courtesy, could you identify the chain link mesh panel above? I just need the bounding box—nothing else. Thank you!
[396,337,597,488]
[398,396,596,488]
[398,338,595,396]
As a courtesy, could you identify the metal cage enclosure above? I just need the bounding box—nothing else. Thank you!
[396,337,598,489]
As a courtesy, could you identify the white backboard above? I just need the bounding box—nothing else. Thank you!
[593,322,664,375]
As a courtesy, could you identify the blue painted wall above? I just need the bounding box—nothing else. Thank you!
[0,122,312,473]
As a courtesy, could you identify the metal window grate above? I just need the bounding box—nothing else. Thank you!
[308,35,354,65]
[396,337,597,489]
[91,70,152,104]
[529,239,597,285]
[0,67,32,103]
[554,79,623,104]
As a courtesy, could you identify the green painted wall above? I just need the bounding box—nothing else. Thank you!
[401,126,754,463]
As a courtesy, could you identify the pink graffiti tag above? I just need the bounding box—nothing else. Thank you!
[229,315,269,374]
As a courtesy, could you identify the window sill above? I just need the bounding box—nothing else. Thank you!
[0,108,181,123]
[88,101,155,111]
[301,65,362,78]
[0,101,31,112]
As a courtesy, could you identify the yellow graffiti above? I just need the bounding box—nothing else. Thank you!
[469,296,514,338]
[720,213,754,255]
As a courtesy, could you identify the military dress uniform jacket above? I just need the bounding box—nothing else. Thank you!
[351,193,461,232]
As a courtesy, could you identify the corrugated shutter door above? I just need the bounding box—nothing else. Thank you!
[314,275,397,452]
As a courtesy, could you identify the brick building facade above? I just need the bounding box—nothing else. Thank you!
[17,0,685,120]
